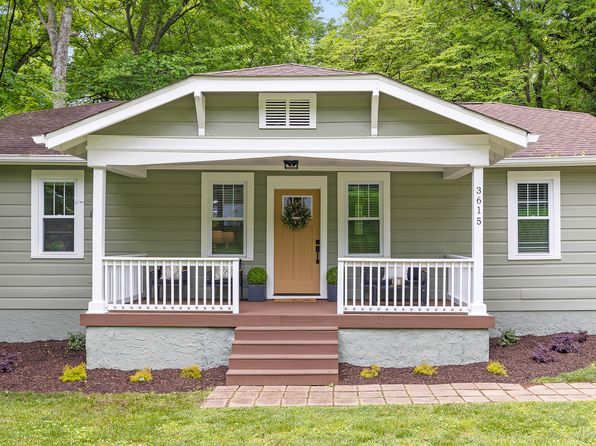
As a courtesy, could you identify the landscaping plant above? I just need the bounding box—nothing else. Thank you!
[531,344,557,363]
[413,363,437,376]
[59,363,87,382]
[130,368,153,383]
[326,267,337,285]
[497,329,520,347]
[0,351,18,373]
[180,364,202,379]
[247,267,267,285]
[360,363,382,379]
[486,360,508,376]
[67,332,86,351]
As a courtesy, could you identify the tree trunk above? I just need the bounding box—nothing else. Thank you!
[35,1,73,109]
[533,50,544,108]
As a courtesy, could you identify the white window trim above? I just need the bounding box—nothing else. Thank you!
[338,172,391,258]
[258,92,317,129]
[507,171,561,260]
[31,170,85,259]
[201,172,254,260]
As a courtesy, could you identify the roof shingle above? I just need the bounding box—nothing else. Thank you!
[199,63,367,77]
[461,102,596,158]
[0,102,121,155]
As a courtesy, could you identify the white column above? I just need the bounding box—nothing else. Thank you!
[470,166,487,315]
[88,167,106,313]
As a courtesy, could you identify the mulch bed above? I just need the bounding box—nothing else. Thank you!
[0,333,594,393]
[0,341,225,393]
[340,334,596,385]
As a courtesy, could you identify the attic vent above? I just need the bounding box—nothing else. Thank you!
[259,93,316,129]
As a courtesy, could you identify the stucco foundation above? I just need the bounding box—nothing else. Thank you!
[491,311,596,337]
[0,310,83,342]
[338,328,489,368]
[85,327,234,370]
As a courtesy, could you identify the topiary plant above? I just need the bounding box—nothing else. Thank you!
[247,267,267,285]
[130,368,153,383]
[486,360,508,376]
[60,363,87,382]
[67,332,86,351]
[497,329,520,347]
[413,363,438,376]
[180,364,202,380]
[326,267,337,285]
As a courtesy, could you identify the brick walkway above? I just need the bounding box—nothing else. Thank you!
[201,383,596,408]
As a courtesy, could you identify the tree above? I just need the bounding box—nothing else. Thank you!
[34,0,73,108]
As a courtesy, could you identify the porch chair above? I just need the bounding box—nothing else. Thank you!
[370,266,427,306]
[148,264,189,304]
[206,259,243,299]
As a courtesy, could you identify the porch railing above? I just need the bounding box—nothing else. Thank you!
[337,257,473,314]
[102,257,240,313]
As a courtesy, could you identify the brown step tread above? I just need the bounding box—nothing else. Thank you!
[230,354,337,359]
[235,326,338,331]
[226,369,338,376]
[233,339,337,345]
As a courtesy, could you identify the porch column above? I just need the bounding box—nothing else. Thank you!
[88,167,106,313]
[470,166,487,315]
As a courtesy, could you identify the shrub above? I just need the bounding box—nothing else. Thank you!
[67,332,86,351]
[360,363,382,379]
[247,267,267,285]
[532,344,557,363]
[486,360,508,376]
[497,329,520,347]
[0,351,18,373]
[370,363,381,373]
[59,363,87,382]
[180,364,202,380]
[550,337,578,354]
[130,368,153,383]
[326,267,337,285]
[413,363,437,376]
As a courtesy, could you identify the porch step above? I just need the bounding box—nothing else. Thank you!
[226,326,339,385]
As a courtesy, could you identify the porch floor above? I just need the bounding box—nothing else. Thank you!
[81,300,494,329]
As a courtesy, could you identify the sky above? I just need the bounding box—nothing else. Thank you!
[319,0,345,21]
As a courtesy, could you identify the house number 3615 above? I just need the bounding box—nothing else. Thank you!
[475,186,483,225]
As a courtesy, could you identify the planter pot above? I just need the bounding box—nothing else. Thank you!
[327,284,337,302]
[247,284,267,302]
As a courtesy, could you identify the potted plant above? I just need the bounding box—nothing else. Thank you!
[247,267,267,302]
[326,266,337,302]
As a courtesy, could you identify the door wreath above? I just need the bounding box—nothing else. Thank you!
[281,200,311,230]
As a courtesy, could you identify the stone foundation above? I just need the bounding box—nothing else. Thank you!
[0,310,83,342]
[338,328,489,367]
[86,327,234,370]
[491,311,596,337]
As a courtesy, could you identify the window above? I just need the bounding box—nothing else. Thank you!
[338,172,390,257]
[201,173,254,259]
[258,93,316,129]
[31,170,84,258]
[507,171,561,260]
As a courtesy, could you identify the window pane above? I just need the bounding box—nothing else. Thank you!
[518,219,549,253]
[65,182,75,215]
[348,220,380,254]
[44,183,54,215]
[348,184,379,218]
[54,182,65,215]
[212,221,244,254]
[43,218,74,252]
[213,184,244,219]
[518,182,549,217]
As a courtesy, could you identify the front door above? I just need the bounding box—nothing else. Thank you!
[274,189,321,295]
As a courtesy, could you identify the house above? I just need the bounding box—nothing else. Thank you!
[1,64,594,385]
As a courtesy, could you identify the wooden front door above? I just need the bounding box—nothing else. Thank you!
[274,189,321,295]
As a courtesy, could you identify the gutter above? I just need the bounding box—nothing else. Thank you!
[494,155,596,167]
[0,154,86,165]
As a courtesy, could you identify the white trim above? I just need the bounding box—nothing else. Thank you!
[194,90,206,136]
[38,74,533,150]
[337,172,391,258]
[495,156,596,167]
[30,170,85,259]
[370,89,379,136]
[201,172,254,261]
[0,155,85,165]
[88,168,106,313]
[470,167,487,315]
[507,171,561,260]
[266,176,328,300]
[258,92,317,129]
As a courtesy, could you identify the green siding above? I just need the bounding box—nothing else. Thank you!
[1,166,595,312]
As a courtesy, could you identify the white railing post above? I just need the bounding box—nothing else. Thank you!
[470,166,488,315]
[232,259,240,314]
[337,260,345,315]
[88,167,107,313]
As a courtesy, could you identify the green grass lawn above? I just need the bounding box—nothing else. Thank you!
[535,362,596,383]
[1,392,595,446]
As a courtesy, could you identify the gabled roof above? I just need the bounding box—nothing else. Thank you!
[199,63,367,77]
[0,102,121,155]
[461,103,596,158]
